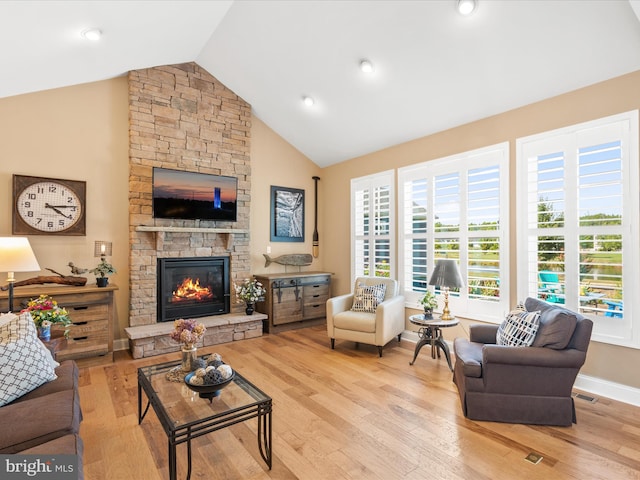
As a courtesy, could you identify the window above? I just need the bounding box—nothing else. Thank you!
[399,143,510,320]
[351,170,395,281]
[517,111,639,348]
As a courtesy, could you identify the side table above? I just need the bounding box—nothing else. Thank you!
[408,314,459,371]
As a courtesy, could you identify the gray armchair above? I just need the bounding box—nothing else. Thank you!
[453,297,593,426]
[327,277,405,357]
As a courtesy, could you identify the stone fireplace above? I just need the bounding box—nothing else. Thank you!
[157,256,230,322]
[125,62,264,358]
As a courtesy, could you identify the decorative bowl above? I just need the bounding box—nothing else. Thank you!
[184,371,235,402]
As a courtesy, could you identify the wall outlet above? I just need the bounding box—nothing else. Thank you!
[266,245,271,254]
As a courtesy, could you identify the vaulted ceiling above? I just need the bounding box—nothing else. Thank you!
[2,1,640,167]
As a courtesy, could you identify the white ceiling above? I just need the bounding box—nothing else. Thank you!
[2,1,640,167]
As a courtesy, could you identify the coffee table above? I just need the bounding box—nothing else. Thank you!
[408,314,459,371]
[138,355,272,480]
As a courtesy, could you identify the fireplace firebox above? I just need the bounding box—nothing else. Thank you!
[157,257,230,322]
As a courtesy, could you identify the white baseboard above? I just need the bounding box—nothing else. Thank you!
[401,330,640,407]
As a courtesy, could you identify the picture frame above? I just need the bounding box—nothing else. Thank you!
[270,186,305,242]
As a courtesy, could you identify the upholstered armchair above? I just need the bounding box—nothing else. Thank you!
[453,297,593,426]
[327,277,405,357]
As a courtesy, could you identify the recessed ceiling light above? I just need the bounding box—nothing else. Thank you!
[360,59,374,74]
[302,96,315,107]
[457,0,477,16]
[81,28,102,41]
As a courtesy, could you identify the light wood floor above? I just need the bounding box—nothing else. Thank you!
[79,326,640,480]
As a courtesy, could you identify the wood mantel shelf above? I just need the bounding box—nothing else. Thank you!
[134,225,249,251]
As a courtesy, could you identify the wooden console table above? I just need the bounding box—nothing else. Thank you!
[0,284,118,366]
[255,272,331,333]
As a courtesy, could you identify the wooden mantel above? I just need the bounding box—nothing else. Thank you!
[134,226,249,251]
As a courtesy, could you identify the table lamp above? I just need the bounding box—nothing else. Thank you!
[428,259,465,321]
[0,237,41,312]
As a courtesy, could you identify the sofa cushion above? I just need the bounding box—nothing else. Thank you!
[496,309,541,347]
[334,310,376,333]
[525,297,578,349]
[0,312,57,406]
[351,283,386,313]
[19,433,84,479]
[12,360,78,404]
[0,388,81,453]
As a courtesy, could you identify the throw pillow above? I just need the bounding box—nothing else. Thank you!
[351,283,387,313]
[496,309,541,347]
[0,312,57,407]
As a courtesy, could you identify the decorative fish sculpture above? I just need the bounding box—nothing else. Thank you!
[263,253,313,268]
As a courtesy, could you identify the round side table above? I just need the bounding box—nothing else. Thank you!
[408,314,459,371]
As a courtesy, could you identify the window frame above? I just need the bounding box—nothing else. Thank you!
[398,142,510,321]
[516,110,640,348]
[350,170,396,283]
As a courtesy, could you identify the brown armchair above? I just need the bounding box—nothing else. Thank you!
[453,297,593,426]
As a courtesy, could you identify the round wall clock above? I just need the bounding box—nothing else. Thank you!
[12,174,87,236]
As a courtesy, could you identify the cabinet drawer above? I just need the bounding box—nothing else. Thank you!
[303,302,326,320]
[67,304,109,324]
[303,284,329,300]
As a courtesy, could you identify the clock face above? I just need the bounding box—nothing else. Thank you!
[13,175,86,235]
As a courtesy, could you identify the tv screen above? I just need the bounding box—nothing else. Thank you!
[152,168,238,222]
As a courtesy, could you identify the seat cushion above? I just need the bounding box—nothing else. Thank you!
[334,310,376,333]
[453,338,483,378]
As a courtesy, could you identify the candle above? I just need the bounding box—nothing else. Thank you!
[101,244,106,254]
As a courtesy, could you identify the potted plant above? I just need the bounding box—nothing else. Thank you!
[234,277,266,315]
[419,290,438,319]
[90,259,116,287]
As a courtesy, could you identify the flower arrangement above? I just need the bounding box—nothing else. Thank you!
[21,295,72,336]
[234,277,266,304]
[169,318,206,348]
[90,259,117,278]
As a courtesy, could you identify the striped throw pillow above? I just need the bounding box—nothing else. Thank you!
[351,283,387,313]
[496,309,541,347]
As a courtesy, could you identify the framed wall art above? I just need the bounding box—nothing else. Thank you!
[270,185,305,242]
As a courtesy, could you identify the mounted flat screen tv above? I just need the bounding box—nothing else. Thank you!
[152,167,238,222]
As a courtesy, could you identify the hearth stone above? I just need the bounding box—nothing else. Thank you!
[124,313,265,359]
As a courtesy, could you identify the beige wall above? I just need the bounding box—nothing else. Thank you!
[249,117,323,276]
[0,78,130,339]
[322,70,640,390]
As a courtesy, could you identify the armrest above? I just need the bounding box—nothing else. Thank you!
[469,324,498,344]
[375,295,405,342]
[327,293,354,315]
[483,344,587,369]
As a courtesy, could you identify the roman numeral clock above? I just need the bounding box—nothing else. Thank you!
[12,174,86,235]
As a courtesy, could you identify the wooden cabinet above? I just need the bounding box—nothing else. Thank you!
[0,284,117,365]
[255,272,331,333]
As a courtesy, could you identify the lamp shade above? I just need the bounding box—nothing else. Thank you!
[428,259,464,289]
[0,237,41,274]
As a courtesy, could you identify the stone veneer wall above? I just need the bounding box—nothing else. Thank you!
[128,63,252,328]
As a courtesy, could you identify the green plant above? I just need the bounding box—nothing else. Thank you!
[419,290,438,310]
[90,259,116,278]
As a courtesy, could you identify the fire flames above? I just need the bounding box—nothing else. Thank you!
[172,277,213,302]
